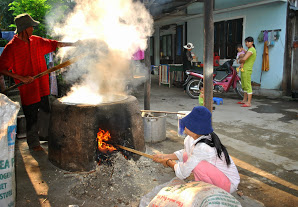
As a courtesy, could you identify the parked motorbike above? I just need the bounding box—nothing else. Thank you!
[184,59,244,99]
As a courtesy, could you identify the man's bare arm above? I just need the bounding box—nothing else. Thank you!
[57,40,81,48]
[0,70,34,84]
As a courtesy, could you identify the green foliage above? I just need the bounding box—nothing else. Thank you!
[46,0,76,31]
[0,0,14,30]
[0,38,9,47]
[8,0,51,37]
[1,0,76,37]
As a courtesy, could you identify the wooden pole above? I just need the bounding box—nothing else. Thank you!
[282,3,293,96]
[155,27,160,66]
[116,145,153,159]
[140,109,186,115]
[144,38,151,110]
[203,0,214,112]
[2,54,86,94]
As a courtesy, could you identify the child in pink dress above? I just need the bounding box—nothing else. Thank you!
[236,44,246,72]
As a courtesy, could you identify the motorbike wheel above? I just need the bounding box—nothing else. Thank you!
[186,79,203,99]
[235,80,244,99]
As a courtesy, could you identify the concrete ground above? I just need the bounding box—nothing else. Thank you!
[7,74,298,206]
[135,75,298,207]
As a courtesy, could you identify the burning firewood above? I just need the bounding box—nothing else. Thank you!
[97,128,153,161]
[97,128,117,154]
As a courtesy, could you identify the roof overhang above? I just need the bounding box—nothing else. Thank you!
[152,0,287,26]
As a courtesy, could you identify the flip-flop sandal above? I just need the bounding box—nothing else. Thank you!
[237,102,245,104]
[241,104,251,107]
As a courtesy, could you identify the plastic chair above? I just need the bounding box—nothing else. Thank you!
[213,97,223,105]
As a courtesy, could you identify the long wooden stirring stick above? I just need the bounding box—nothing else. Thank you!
[140,110,186,115]
[116,145,154,159]
[2,53,87,94]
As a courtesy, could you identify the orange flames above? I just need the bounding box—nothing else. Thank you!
[97,128,116,153]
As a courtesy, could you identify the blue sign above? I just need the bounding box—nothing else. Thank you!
[7,125,16,146]
[1,31,14,41]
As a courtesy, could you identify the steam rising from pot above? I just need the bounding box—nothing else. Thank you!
[47,0,153,104]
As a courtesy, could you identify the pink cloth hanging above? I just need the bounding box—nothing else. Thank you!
[133,49,144,60]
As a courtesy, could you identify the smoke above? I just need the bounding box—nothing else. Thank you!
[47,0,153,104]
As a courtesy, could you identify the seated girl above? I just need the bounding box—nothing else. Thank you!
[153,106,240,193]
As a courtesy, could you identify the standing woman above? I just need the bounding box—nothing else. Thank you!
[238,37,257,107]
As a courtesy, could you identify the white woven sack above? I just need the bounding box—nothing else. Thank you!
[0,94,20,207]
[148,178,242,207]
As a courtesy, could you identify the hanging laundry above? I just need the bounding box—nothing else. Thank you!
[269,31,275,46]
[258,31,264,42]
[133,49,145,60]
[49,52,58,96]
[262,40,269,71]
[266,31,271,46]
[263,30,269,42]
[274,31,280,40]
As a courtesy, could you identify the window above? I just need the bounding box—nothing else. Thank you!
[160,34,172,64]
[175,25,183,64]
[150,37,154,64]
[214,18,243,59]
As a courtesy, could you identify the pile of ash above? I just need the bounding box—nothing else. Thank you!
[69,152,174,206]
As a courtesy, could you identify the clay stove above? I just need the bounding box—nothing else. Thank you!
[48,94,145,172]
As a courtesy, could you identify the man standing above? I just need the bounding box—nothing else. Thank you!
[0,13,76,151]
[182,42,194,90]
[183,43,194,71]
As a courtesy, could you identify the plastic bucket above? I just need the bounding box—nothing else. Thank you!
[142,112,167,143]
[177,111,191,138]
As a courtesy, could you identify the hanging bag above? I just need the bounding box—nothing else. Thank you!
[258,31,264,42]
[213,53,220,66]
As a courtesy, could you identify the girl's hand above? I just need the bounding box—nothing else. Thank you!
[160,159,169,167]
[153,154,166,163]
[152,157,161,163]
[153,154,165,160]
[153,154,163,163]
[153,157,168,167]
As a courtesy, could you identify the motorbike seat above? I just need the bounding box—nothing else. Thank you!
[186,68,204,74]
[214,70,230,81]
[213,59,234,81]
[186,59,234,81]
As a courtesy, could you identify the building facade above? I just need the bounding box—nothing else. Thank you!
[151,0,296,93]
